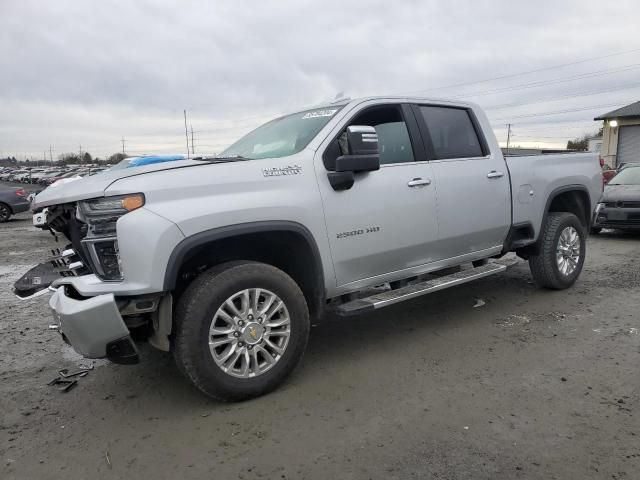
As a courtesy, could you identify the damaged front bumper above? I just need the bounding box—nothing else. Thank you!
[49,286,140,364]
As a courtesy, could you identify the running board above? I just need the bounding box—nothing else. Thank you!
[335,262,507,317]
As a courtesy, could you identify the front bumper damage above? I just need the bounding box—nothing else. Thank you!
[17,202,181,365]
[49,286,140,364]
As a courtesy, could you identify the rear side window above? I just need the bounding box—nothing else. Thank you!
[419,106,484,160]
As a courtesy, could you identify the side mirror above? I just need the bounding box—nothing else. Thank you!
[327,125,380,191]
[345,125,379,156]
[335,126,380,173]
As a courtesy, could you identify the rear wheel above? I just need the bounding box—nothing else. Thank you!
[173,261,310,401]
[0,203,11,223]
[529,212,585,289]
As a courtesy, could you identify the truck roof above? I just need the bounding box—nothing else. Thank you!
[307,95,478,113]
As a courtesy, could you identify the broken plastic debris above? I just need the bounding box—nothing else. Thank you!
[473,299,486,308]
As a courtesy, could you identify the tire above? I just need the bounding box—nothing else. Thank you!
[0,203,11,223]
[529,212,586,289]
[590,227,602,235]
[173,261,310,401]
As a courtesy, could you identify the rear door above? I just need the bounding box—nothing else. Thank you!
[412,104,510,258]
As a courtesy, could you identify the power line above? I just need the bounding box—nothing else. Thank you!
[404,47,640,95]
[448,63,640,99]
[490,102,625,121]
[483,82,640,110]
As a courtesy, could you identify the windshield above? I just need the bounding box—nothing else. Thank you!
[220,106,344,160]
[609,167,640,185]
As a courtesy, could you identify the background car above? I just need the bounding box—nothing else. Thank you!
[0,186,31,222]
[592,164,640,233]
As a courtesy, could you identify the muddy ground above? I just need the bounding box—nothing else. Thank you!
[1,206,639,480]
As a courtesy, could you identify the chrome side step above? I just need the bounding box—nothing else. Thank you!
[335,262,507,317]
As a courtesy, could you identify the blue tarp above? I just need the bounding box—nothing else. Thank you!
[126,154,187,168]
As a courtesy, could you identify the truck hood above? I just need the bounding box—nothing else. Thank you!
[34,159,205,208]
[601,184,640,203]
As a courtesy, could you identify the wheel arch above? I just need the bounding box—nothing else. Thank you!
[545,185,592,228]
[517,185,591,257]
[163,221,326,319]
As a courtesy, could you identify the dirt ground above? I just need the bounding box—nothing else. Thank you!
[1,207,639,480]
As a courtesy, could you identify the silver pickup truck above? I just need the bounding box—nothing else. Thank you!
[22,96,603,401]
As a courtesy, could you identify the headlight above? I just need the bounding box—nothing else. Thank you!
[79,194,144,281]
[80,193,145,215]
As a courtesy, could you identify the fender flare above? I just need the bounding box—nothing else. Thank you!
[542,184,592,229]
[162,220,325,292]
[518,184,592,256]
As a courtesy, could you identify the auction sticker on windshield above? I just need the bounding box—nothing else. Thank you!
[302,109,337,119]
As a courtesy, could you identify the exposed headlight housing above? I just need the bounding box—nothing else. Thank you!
[79,194,145,281]
[595,202,605,213]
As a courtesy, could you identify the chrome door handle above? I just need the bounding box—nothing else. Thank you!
[487,171,504,179]
[407,178,431,187]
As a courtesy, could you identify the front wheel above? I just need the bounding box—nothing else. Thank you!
[529,212,586,289]
[0,203,11,223]
[173,261,310,401]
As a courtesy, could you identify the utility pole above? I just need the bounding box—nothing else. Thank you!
[505,123,512,156]
[79,144,83,164]
[121,137,126,155]
[190,125,195,155]
[184,110,190,158]
[49,145,53,165]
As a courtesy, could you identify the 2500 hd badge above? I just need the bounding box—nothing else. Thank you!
[336,226,380,239]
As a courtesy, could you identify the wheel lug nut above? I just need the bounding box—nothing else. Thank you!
[238,342,244,347]
[248,315,253,320]
[248,345,253,350]
[234,332,240,337]
[238,320,244,327]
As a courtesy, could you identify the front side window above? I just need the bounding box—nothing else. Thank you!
[328,105,415,168]
[220,106,343,160]
[419,106,484,160]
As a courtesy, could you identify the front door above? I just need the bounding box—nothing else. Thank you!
[412,104,510,258]
[315,103,440,290]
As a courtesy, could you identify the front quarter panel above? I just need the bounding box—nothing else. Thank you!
[106,155,336,295]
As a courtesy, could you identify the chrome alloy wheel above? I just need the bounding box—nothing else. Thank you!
[208,288,291,378]
[556,226,581,276]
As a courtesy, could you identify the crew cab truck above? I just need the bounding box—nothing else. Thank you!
[23,96,602,401]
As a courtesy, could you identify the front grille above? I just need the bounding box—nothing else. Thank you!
[603,201,640,208]
[603,219,640,225]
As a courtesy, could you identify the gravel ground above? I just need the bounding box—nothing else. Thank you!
[1,209,639,480]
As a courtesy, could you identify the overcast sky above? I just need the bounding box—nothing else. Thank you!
[1,0,640,160]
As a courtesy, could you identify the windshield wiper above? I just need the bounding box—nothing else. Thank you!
[192,155,252,162]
